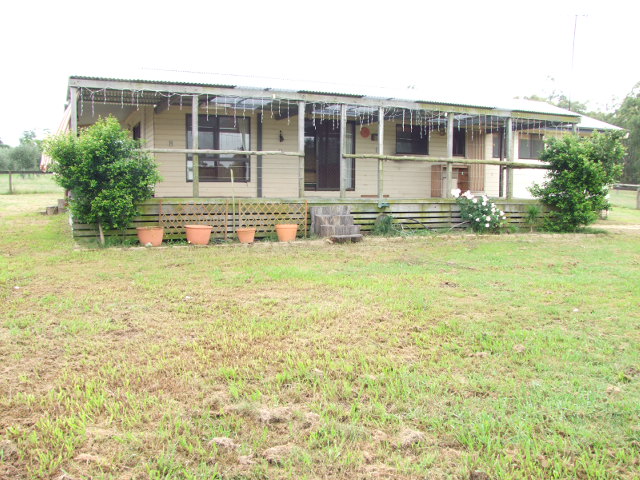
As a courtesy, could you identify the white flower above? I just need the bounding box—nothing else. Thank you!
[486,216,491,221]
[499,210,504,215]
[462,190,473,199]
[475,218,480,222]
[502,215,506,219]
[451,188,461,198]
[472,198,477,204]
[485,223,490,228]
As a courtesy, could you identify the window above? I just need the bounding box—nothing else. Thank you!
[519,134,544,159]
[186,115,250,182]
[453,128,465,156]
[396,125,428,155]
[132,123,141,141]
[492,132,504,158]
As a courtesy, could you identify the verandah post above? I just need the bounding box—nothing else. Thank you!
[446,112,454,197]
[339,104,347,199]
[192,95,199,198]
[506,117,514,199]
[298,101,305,198]
[378,106,384,201]
[69,87,78,135]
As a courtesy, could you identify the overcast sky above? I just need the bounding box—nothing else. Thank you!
[1,0,638,146]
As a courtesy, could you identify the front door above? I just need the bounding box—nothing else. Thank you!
[305,120,355,191]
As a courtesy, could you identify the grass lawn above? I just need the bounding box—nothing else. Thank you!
[602,189,640,225]
[1,194,639,479]
[0,174,63,195]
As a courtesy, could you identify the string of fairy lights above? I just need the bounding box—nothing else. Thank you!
[75,86,577,138]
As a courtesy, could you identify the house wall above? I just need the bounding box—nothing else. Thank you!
[140,109,567,200]
[148,110,457,199]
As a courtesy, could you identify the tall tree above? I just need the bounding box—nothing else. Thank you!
[8,131,42,171]
[610,83,640,183]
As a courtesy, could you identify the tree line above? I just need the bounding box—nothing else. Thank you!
[0,131,43,171]
[527,82,640,184]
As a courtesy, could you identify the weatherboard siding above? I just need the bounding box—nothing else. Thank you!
[147,110,503,199]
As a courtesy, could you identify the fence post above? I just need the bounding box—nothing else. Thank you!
[8,171,12,194]
[637,187,640,210]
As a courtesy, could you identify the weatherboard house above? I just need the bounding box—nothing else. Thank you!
[43,72,620,240]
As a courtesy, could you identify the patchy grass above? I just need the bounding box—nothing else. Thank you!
[0,174,63,195]
[1,194,639,479]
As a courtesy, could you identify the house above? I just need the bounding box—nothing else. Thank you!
[43,71,621,239]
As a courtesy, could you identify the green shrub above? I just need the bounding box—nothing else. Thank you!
[44,117,161,241]
[525,205,541,232]
[529,132,625,232]
[372,214,396,235]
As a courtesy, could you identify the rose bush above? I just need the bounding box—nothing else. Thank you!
[452,188,506,233]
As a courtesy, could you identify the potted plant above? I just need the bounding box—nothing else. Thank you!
[185,224,213,245]
[275,223,298,242]
[136,226,164,246]
[237,226,256,244]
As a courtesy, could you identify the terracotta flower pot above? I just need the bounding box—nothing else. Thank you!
[136,226,164,247]
[275,223,298,242]
[237,227,256,244]
[185,224,212,245]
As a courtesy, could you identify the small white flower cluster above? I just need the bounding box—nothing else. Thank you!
[452,189,507,232]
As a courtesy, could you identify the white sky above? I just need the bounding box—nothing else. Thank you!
[1,0,638,146]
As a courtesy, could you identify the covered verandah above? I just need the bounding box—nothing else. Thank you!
[66,76,580,201]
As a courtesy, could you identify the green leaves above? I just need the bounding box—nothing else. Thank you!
[44,117,161,232]
[530,132,625,232]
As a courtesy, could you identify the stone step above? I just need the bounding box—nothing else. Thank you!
[313,214,355,226]
[330,234,364,243]
[319,224,361,237]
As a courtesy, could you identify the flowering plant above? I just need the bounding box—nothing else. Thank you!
[451,188,506,233]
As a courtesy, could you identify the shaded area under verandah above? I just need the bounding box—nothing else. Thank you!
[64,77,580,202]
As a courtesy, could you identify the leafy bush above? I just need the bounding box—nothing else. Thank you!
[452,189,507,233]
[529,132,625,232]
[44,117,161,240]
[372,214,396,235]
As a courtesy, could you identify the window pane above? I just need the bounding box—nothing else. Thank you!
[492,133,503,158]
[218,117,250,155]
[396,125,427,154]
[453,128,465,156]
[186,115,250,182]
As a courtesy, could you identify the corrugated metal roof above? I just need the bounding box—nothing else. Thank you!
[67,69,620,129]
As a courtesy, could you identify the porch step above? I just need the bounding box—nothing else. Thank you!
[310,206,361,239]
[330,234,364,243]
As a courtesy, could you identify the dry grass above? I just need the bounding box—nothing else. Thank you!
[1,194,639,479]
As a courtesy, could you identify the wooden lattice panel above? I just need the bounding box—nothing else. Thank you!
[238,201,308,235]
[159,200,229,239]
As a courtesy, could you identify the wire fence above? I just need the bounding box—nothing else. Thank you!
[0,171,60,195]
